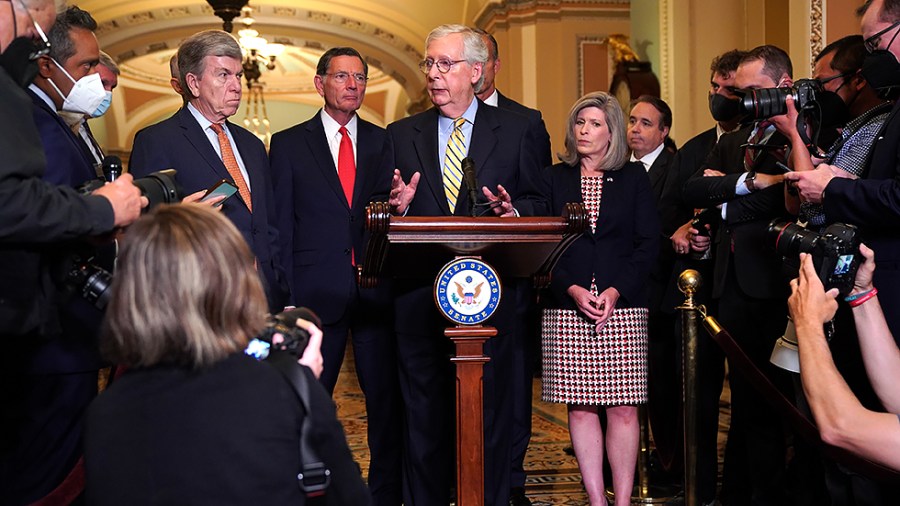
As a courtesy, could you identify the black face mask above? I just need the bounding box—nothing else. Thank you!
[0,36,42,88]
[708,93,742,122]
[861,50,900,99]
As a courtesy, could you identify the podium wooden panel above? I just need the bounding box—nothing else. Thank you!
[358,201,587,506]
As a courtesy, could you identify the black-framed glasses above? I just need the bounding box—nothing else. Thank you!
[817,71,851,86]
[418,58,467,74]
[864,20,900,52]
[324,72,368,84]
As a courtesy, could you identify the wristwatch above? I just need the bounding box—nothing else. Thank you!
[744,171,757,192]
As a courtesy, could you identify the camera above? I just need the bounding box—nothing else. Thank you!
[79,156,183,212]
[245,307,321,361]
[691,208,719,238]
[767,219,860,296]
[739,78,821,120]
[65,255,112,310]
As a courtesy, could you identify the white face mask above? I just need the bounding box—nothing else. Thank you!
[47,58,108,116]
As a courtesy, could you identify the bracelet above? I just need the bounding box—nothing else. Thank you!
[845,288,876,302]
[848,288,878,308]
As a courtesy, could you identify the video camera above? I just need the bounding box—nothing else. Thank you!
[767,219,860,296]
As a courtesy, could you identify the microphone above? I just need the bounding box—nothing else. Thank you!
[102,155,122,182]
[462,156,477,217]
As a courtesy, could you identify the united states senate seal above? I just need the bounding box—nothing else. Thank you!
[434,257,502,325]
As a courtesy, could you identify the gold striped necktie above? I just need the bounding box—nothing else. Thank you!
[442,117,466,213]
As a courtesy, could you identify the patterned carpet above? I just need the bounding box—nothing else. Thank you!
[333,347,731,505]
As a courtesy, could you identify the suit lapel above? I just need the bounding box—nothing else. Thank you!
[306,115,349,209]
[29,90,97,176]
[646,149,670,197]
[176,108,235,185]
[353,120,378,209]
[468,104,499,180]
[411,109,449,214]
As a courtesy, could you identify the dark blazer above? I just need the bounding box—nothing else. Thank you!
[682,125,790,299]
[379,100,546,219]
[543,161,660,310]
[269,113,386,323]
[824,101,900,338]
[29,89,97,187]
[130,107,289,311]
[497,91,553,169]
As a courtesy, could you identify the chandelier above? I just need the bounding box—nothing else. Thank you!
[206,0,281,147]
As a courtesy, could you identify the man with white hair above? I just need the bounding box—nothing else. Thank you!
[382,24,545,506]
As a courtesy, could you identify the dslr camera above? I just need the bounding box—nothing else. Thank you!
[68,157,184,310]
[245,307,320,360]
[767,219,860,296]
[739,78,821,120]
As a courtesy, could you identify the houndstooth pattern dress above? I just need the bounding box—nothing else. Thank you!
[541,175,649,406]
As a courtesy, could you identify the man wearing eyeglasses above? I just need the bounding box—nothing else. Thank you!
[380,24,545,506]
[269,46,403,505]
[786,0,900,352]
[0,0,146,503]
[683,46,798,506]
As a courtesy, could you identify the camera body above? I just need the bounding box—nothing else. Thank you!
[768,219,860,296]
[691,207,719,238]
[739,78,821,120]
[245,307,320,361]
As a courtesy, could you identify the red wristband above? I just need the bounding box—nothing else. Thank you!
[849,287,878,308]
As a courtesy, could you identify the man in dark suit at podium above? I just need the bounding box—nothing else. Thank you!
[381,24,545,506]
[269,46,402,505]
[130,30,288,313]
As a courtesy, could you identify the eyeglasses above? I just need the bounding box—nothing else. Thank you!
[325,72,368,84]
[418,58,467,74]
[817,72,851,86]
[13,0,50,60]
[864,20,900,53]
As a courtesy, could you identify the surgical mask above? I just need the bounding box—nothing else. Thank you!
[861,50,900,99]
[90,90,112,118]
[708,93,742,122]
[47,59,108,116]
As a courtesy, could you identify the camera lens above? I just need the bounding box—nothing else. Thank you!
[767,219,820,257]
[740,88,791,120]
[133,169,182,211]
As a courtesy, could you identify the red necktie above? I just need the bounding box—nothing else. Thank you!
[210,123,252,212]
[338,126,355,206]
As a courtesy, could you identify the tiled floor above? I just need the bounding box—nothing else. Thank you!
[333,348,731,505]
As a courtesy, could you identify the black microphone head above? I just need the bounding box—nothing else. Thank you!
[102,155,122,182]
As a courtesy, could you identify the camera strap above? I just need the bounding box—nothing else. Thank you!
[266,351,332,497]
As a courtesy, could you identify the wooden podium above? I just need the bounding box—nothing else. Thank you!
[358,201,587,506]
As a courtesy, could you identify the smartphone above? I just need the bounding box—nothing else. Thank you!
[200,179,238,207]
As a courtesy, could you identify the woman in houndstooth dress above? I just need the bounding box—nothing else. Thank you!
[539,92,660,506]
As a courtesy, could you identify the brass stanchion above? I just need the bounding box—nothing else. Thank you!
[676,269,702,506]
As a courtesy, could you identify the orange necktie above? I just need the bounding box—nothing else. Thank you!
[210,123,252,212]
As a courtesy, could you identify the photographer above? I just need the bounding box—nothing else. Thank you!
[0,1,145,503]
[788,245,900,471]
[82,204,363,504]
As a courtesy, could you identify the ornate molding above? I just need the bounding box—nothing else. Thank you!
[810,0,823,62]
[476,0,630,30]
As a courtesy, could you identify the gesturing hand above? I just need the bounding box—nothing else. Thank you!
[481,184,516,217]
[389,169,420,215]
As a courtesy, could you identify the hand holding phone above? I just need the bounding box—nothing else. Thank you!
[200,179,238,207]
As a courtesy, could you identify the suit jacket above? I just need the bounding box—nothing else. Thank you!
[379,100,546,218]
[130,107,289,311]
[823,101,900,338]
[543,161,660,310]
[269,112,386,323]
[682,125,790,299]
[496,91,553,169]
[29,88,98,188]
